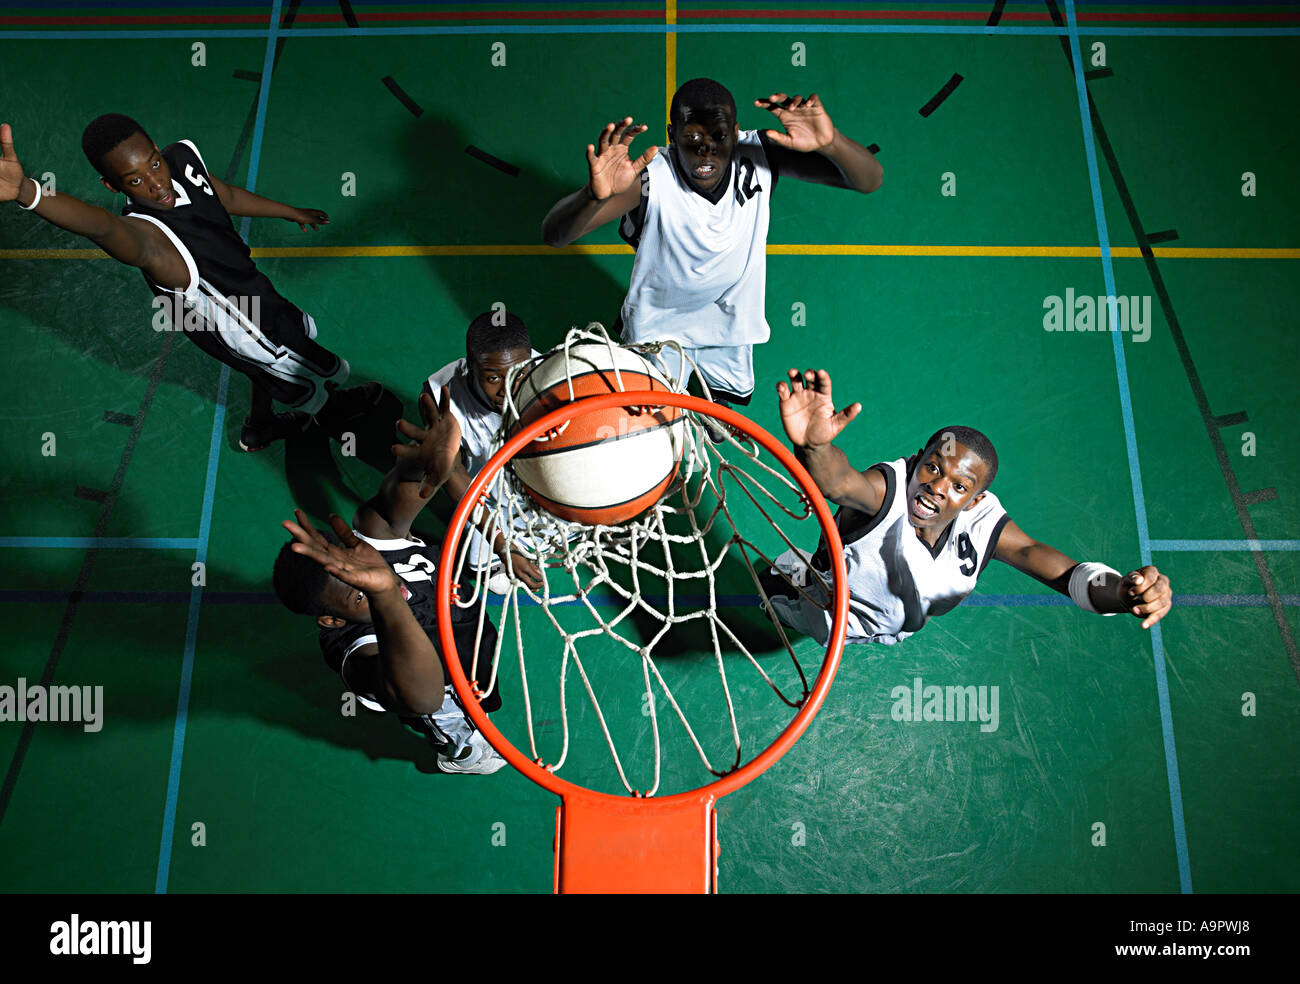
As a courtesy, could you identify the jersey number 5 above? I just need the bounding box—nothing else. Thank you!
[957,532,978,576]
[185,164,214,197]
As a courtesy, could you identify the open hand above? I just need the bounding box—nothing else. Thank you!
[755,93,836,153]
[777,368,861,450]
[497,547,546,591]
[283,509,400,597]
[586,117,658,201]
[1121,565,1172,630]
[289,207,329,231]
[393,387,462,498]
[0,124,29,203]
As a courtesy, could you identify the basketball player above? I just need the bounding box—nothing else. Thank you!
[764,369,1173,646]
[0,117,378,452]
[421,310,545,591]
[541,79,882,410]
[274,387,507,774]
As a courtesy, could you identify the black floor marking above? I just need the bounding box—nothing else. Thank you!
[1,0,311,827]
[464,144,520,177]
[233,69,262,82]
[1,335,177,827]
[103,411,136,426]
[1213,411,1249,427]
[338,0,358,27]
[1042,0,1299,683]
[1146,228,1179,244]
[73,485,108,503]
[1084,67,1114,81]
[382,76,424,117]
[919,73,964,117]
[1243,488,1278,506]
[867,142,881,155]
[986,0,1007,27]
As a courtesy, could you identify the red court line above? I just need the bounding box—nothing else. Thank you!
[4,8,1297,26]
[680,8,1300,21]
[0,10,660,26]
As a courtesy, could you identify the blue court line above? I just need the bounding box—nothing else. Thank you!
[2,25,1298,40]
[155,0,282,899]
[0,536,199,549]
[1150,539,1300,552]
[1064,0,1191,895]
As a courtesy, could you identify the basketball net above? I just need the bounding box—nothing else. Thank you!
[439,324,848,892]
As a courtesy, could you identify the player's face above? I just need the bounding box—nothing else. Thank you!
[470,347,531,412]
[320,575,372,625]
[101,133,175,208]
[905,441,989,533]
[669,114,739,193]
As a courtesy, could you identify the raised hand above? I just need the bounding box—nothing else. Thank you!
[755,92,837,153]
[1120,565,1172,630]
[777,368,861,450]
[392,386,462,498]
[289,207,329,231]
[0,123,29,203]
[283,509,400,597]
[586,117,658,201]
[497,546,546,592]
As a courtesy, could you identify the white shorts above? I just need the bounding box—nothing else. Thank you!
[653,343,755,402]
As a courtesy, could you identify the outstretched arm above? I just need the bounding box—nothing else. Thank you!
[1,123,190,286]
[542,117,655,247]
[994,519,1172,629]
[283,511,445,714]
[353,388,462,541]
[755,93,882,193]
[206,172,328,230]
[778,368,885,514]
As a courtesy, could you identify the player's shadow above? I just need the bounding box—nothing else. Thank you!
[383,112,630,352]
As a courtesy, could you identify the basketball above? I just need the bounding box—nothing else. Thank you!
[507,344,685,525]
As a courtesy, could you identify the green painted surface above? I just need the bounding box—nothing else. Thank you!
[0,13,1296,895]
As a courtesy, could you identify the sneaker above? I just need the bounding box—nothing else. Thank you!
[486,570,514,595]
[239,411,310,451]
[436,731,508,775]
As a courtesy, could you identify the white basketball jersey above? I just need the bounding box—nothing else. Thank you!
[816,458,1009,646]
[619,130,774,348]
[426,357,506,478]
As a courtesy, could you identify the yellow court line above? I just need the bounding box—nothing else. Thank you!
[2,245,1298,261]
[665,0,677,126]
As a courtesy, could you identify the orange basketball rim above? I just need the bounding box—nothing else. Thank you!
[436,390,848,894]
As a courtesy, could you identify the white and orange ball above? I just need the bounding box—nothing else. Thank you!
[508,344,685,525]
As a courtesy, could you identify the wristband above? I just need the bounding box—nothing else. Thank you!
[1068,562,1121,615]
[18,176,42,211]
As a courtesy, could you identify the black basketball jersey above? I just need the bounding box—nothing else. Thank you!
[121,140,305,349]
[317,532,502,713]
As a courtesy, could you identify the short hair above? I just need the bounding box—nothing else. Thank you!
[920,425,999,490]
[81,114,151,180]
[272,529,342,617]
[670,78,737,128]
[466,310,530,358]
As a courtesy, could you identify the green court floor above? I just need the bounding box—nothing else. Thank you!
[1,1,1297,894]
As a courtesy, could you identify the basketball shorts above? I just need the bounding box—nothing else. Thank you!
[182,306,349,415]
